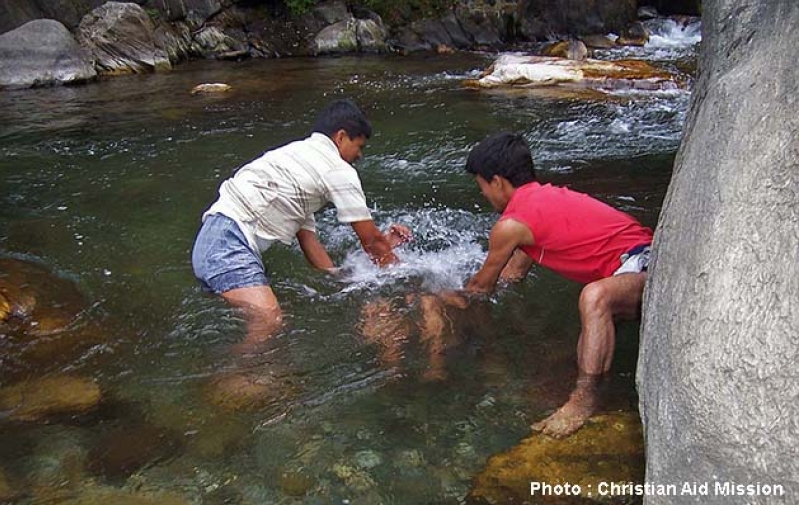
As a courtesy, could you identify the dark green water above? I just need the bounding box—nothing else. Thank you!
[0,26,695,504]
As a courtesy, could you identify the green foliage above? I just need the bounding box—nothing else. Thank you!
[285,0,317,15]
[359,0,455,24]
[145,7,161,20]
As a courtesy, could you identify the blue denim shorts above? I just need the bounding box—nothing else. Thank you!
[191,213,269,294]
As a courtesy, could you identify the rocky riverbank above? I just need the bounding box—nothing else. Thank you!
[0,0,698,89]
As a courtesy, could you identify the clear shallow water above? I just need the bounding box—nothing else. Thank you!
[0,22,697,504]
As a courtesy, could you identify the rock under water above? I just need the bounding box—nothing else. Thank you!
[467,411,644,504]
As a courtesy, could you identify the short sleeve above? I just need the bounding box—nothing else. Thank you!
[300,213,316,233]
[324,168,372,223]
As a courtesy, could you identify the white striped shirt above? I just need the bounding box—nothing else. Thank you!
[203,133,372,252]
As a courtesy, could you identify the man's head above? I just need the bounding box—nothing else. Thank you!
[312,99,372,163]
[465,132,537,211]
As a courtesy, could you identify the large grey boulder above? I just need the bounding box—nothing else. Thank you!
[518,0,636,38]
[356,19,388,53]
[190,25,247,58]
[0,0,103,34]
[314,19,358,54]
[639,1,799,504]
[0,19,96,89]
[77,2,170,74]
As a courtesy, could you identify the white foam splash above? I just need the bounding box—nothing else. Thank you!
[646,19,702,48]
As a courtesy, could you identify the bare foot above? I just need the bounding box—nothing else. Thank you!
[531,401,594,438]
[531,373,600,438]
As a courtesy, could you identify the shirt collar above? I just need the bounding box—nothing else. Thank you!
[309,132,339,156]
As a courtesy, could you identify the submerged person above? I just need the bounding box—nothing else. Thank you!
[461,132,653,438]
[192,99,411,349]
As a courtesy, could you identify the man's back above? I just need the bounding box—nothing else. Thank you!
[501,182,653,283]
[204,133,371,250]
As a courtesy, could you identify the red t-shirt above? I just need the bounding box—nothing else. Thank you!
[500,182,653,284]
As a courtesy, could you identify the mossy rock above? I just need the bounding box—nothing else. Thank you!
[0,376,101,422]
[59,486,189,505]
[467,411,644,504]
[0,467,19,502]
[0,258,107,380]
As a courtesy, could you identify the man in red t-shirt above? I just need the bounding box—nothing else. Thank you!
[463,132,653,438]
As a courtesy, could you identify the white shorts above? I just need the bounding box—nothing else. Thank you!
[614,245,651,276]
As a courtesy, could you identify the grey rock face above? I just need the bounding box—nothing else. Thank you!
[0,19,96,89]
[518,0,636,39]
[356,19,388,52]
[639,1,799,504]
[0,0,104,34]
[314,19,358,54]
[77,1,171,75]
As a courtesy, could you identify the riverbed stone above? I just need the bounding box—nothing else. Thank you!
[88,424,183,480]
[77,2,171,75]
[354,450,382,470]
[0,257,109,381]
[580,34,617,49]
[541,40,589,60]
[0,468,18,502]
[313,19,358,54]
[356,19,388,52]
[616,20,649,46]
[190,25,248,59]
[0,19,96,89]
[0,376,101,422]
[465,54,680,93]
[467,411,644,504]
[57,486,190,505]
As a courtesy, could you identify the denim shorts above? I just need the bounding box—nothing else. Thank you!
[191,213,269,294]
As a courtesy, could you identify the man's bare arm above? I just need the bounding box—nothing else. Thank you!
[296,229,335,270]
[500,248,534,282]
[466,219,534,294]
[351,220,401,267]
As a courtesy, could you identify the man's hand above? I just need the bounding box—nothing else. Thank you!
[384,224,412,248]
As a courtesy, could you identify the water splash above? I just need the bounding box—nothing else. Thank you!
[646,18,702,48]
[314,208,493,296]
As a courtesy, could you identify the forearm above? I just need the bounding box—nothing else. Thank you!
[296,230,335,270]
[500,249,534,282]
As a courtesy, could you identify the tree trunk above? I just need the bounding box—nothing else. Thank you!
[638,1,799,504]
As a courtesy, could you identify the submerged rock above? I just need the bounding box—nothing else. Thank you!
[56,486,190,505]
[190,83,232,94]
[88,424,183,480]
[0,19,96,89]
[205,371,299,413]
[0,376,101,422]
[0,257,107,381]
[467,411,643,504]
[465,54,681,94]
[0,467,18,502]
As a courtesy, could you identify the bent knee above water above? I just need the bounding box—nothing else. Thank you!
[579,274,646,317]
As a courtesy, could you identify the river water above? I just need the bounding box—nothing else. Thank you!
[0,19,699,504]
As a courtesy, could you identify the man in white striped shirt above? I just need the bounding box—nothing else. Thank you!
[192,100,410,347]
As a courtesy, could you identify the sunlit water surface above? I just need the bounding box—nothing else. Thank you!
[0,19,698,504]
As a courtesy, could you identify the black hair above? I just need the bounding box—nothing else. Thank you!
[465,132,536,187]
[311,99,372,139]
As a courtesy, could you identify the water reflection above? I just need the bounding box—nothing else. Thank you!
[0,22,697,502]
